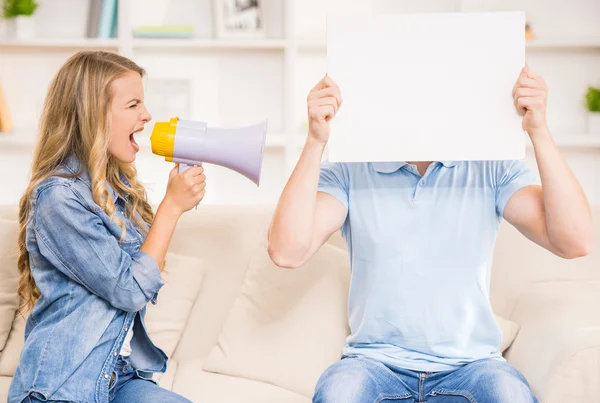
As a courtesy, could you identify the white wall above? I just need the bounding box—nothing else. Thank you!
[1,0,599,207]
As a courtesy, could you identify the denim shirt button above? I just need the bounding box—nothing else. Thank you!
[124,327,128,331]
[104,374,109,379]
[114,352,117,356]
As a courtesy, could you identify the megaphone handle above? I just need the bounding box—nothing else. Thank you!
[177,163,203,210]
[178,163,194,174]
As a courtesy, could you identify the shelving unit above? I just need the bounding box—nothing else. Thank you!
[1,0,599,205]
[131,38,287,51]
[0,38,120,49]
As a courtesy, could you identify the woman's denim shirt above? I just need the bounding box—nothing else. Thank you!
[9,156,167,403]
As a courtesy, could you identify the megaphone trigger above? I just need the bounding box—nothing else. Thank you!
[178,163,195,174]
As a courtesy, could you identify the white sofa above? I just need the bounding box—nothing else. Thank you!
[0,204,599,403]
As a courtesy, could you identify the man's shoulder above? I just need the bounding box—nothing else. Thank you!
[320,161,375,183]
[321,161,372,172]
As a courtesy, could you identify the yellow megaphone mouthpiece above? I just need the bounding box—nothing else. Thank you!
[150,117,179,162]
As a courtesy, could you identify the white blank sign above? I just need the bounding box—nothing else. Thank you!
[326,12,526,162]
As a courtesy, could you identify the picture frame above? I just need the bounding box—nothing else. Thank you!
[213,0,266,39]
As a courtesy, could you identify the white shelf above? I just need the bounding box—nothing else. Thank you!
[297,38,600,52]
[132,38,287,51]
[2,37,597,52]
[526,38,600,49]
[297,39,325,52]
[527,134,600,148]
[0,38,120,50]
[0,38,289,52]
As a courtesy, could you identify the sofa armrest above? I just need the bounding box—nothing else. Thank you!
[504,280,600,403]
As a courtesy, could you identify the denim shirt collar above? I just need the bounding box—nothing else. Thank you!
[63,154,130,204]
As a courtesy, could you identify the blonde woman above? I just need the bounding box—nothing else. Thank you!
[9,51,202,403]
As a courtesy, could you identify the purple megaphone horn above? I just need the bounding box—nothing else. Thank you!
[150,117,268,186]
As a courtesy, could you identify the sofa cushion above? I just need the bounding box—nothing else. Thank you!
[496,313,519,353]
[490,208,600,318]
[145,252,204,358]
[0,375,12,403]
[174,360,309,403]
[156,359,178,391]
[0,313,24,376]
[203,239,350,398]
[167,206,273,363]
[0,219,19,353]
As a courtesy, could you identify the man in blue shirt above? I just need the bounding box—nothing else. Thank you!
[268,67,594,402]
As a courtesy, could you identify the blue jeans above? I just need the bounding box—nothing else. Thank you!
[313,355,538,403]
[108,355,191,403]
[25,356,190,403]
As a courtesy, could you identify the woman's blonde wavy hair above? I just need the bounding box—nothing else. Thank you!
[17,51,154,314]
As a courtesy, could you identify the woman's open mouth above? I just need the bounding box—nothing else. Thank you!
[129,132,140,152]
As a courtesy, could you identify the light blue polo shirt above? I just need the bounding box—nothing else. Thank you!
[318,160,538,372]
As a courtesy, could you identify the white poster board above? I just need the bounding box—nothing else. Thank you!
[326,12,526,162]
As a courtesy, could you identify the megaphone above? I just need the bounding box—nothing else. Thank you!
[150,117,268,186]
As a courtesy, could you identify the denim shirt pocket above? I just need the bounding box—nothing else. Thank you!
[119,235,142,256]
[113,207,145,256]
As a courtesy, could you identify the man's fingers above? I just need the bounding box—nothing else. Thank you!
[310,76,330,92]
[514,88,544,101]
[517,96,543,114]
[309,75,342,100]
[314,97,339,114]
[310,104,336,121]
[307,87,343,107]
[513,77,539,97]
[316,104,335,121]
[524,64,538,80]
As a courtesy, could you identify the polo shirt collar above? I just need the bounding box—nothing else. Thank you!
[372,161,459,173]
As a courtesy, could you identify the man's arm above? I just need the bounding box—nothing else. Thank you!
[504,66,594,259]
[268,76,347,268]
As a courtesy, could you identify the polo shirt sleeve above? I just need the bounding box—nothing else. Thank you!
[318,161,349,210]
[495,160,540,219]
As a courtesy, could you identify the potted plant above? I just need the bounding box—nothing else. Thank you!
[3,0,38,40]
[586,86,600,135]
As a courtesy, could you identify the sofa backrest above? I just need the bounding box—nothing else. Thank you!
[490,206,599,317]
[0,204,598,367]
[165,205,273,364]
[166,204,600,364]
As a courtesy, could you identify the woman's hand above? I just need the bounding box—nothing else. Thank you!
[161,165,206,216]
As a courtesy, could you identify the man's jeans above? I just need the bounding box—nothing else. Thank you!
[313,355,538,403]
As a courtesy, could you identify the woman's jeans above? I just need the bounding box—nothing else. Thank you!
[25,355,191,403]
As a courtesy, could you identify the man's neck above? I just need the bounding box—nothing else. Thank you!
[406,161,433,176]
